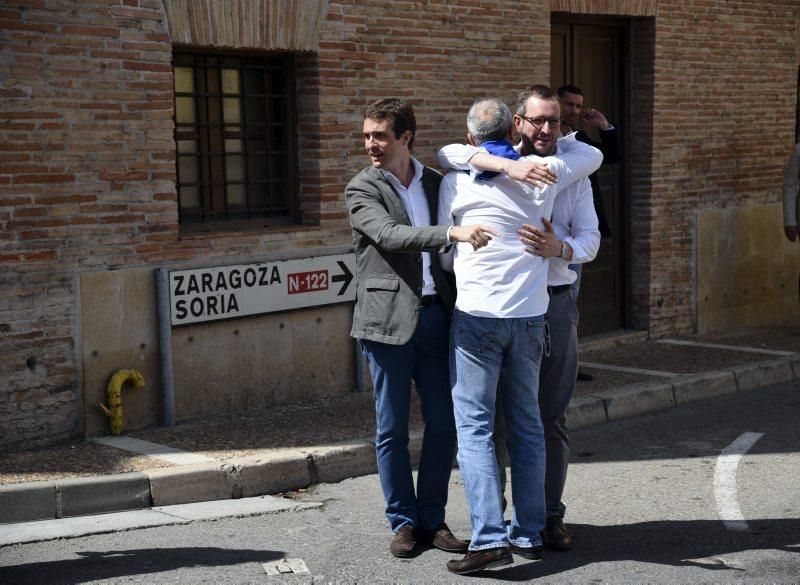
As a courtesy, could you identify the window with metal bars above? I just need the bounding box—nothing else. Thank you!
[173,51,299,229]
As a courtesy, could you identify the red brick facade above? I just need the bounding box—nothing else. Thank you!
[1,0,798,448]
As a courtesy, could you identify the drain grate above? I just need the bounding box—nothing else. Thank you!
[262,558,310,575]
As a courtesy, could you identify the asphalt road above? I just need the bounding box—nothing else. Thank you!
[1,381,799,583]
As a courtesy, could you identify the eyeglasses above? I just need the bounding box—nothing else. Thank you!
[517,115,561,129]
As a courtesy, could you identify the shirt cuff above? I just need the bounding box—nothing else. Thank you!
[563,238,587,262]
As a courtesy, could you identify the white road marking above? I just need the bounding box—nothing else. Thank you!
[658,338,797,356]
[579,361,680,378]
[91,436,216,465]
[713,432,764,531]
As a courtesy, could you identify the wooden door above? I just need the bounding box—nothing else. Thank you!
[551,17,628,336]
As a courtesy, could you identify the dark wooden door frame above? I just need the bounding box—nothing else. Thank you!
[551,13,632,335]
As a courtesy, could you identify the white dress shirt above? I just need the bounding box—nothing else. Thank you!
[546,172,599,285]
[437,135,601,317]
[437,135,601,287]
[381,157,437,296]
[531,140,600,286]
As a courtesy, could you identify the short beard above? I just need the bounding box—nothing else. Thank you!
[534,140,557,157]
[520,133,556,157]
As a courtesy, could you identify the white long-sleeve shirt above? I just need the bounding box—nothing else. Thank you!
[380,156,438,295]
[437,135,601,287]
[437,134,601,318]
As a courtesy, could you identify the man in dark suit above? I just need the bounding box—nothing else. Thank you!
[345,98,497,558]
[557,85,621,383]
[557,85,621,239]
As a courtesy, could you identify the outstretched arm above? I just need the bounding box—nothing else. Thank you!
[346,181,449,253]
[541,134,603,194]
[437,143,557,187]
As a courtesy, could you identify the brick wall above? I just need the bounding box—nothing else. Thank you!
[0,0,551,449]
[1,0,798,448]
[636,0,798,333]
[1,0,178,448]
[629,17,656,331]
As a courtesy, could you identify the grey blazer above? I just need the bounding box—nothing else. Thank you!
[346,165,456,345]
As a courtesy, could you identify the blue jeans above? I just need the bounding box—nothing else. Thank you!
[450,309,546,551]
[360,302,456,533]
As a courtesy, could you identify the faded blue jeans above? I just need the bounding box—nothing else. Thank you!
[450,309,546,551]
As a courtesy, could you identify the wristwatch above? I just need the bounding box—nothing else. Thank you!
[559,241,569,260]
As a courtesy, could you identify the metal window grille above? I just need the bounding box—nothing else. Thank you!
[173,51,298,227]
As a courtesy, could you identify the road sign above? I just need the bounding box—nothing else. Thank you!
[168,253,355,326]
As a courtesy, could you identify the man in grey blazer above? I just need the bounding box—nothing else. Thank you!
[346,98,498,558]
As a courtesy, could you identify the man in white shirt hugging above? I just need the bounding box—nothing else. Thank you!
[440,85,603,553]
[438,95,601,575]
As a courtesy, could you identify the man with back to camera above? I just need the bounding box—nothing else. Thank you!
[437,94,601,574]
[345,98,501,559]
[438,84,602,552]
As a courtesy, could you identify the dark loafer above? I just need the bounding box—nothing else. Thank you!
[390,526,415,558]
[509,543,543,560]
[543,516,572,551]
[446,547,513,575]
[418,522,469,553]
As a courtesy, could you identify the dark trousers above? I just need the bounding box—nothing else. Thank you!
[360,303,456,532]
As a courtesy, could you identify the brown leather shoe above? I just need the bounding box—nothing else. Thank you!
[417,522,469,553]
[509,543,543,560]
[446,547,513,575]
[389,526,415,558]
[543,516,572,551]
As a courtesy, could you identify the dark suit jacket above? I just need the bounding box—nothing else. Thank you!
[575,127,621,237]
[345,164,456,345]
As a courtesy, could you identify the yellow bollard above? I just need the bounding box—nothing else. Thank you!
[97,369,145,435]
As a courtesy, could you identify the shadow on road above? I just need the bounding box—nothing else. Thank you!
[484,518,800,581]
[0,546,284,584]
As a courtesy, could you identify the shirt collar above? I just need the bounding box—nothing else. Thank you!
[381,156,423,189]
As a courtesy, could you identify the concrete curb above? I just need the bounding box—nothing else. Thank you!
[578,329,649,353]
[2,354,798,526]
[0,473,149,524]
[0,481,55,524]
[59,473,150,518]
[568,354,799,430]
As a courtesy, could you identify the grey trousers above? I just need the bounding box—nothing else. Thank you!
[496,287,579,518]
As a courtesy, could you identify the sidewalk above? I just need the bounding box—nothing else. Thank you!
[2,325,799,530]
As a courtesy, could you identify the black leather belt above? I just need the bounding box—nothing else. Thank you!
[420,294,441,307]
[547,284,571,296]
